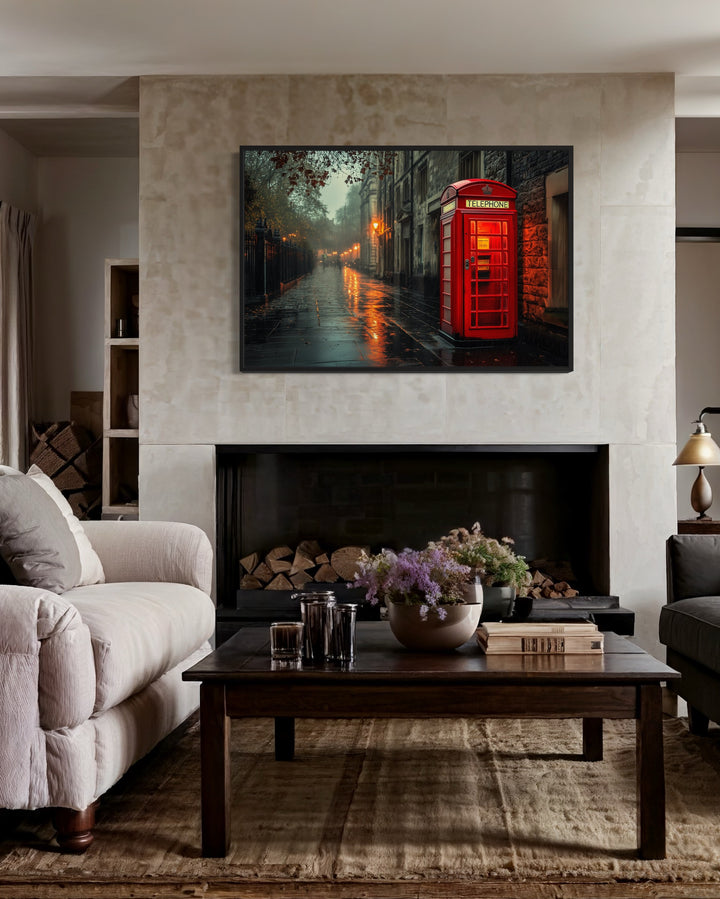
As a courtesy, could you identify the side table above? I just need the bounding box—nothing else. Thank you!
[678,520,720,535]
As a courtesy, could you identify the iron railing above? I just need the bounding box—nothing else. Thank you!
[244,226,314,300]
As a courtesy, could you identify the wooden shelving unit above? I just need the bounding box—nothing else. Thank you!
[102,258,140,519]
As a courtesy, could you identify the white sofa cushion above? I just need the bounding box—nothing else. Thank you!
[93,646,208,798]
[0,464,105,588]
[64,581,215,713]
[27,465,105,586]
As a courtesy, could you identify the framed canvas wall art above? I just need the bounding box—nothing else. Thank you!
[240,145,572,373]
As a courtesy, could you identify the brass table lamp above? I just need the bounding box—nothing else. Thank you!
[674,407,720,519]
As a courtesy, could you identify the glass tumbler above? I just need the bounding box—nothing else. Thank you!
[331,603,358,664]
[300,596,336,663]
[269,621,304,662]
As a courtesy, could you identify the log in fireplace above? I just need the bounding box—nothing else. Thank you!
[215,444,610,612]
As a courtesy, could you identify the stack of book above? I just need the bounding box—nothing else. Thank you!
[476,620,604,654]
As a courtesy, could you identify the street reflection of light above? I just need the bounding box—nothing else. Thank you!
[365,307,388,362]
[361,286,391,364]
[343,266,361,315]
[341,269,391,364]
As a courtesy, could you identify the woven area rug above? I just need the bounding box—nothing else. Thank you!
[2,715,720,897]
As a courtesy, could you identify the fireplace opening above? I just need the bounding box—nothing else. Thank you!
[216,444,609,610]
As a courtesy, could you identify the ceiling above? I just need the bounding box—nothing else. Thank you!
[1,0,720,156]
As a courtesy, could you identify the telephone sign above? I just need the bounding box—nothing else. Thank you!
[465,198,510,209]
[439,179,518,340]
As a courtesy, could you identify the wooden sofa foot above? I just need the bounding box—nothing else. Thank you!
[52,805,95,853]
[688,704,710,736]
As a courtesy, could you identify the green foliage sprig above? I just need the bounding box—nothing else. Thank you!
[431,523,530,595]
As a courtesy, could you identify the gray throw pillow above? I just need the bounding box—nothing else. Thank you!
[0,473,81,593]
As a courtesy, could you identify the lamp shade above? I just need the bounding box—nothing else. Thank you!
[673,431,720,466]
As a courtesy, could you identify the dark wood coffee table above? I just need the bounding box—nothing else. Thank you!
[183,623,679,859]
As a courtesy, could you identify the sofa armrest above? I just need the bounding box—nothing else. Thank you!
[81,520,213,596]
[0,586,95,808]
[667,534,720,602]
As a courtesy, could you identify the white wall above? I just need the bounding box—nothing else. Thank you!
[138,73,677,657]
[675,153,720,519]
[34,157,138,420]
[676,153,720,227]
[0,128,37,212]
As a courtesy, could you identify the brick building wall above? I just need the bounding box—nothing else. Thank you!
[364,147,570,323]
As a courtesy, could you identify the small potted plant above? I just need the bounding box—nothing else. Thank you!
[351,544,481,650]
[432,523,530,620]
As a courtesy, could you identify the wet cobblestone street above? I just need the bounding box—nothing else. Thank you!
[243,264,564,370]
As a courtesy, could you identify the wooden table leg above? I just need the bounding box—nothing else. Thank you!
[637,683,666,859]
[200,682,230,857]
[582,717,603,761]
[275,716,295,761]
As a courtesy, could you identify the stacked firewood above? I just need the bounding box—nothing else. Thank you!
[240,540,367,591]
[30,421,101,519]
[526,566,580,600]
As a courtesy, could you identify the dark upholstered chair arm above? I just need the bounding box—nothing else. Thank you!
[667,535,720,602]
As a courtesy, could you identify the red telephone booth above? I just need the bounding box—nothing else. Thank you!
[439,179,518,340]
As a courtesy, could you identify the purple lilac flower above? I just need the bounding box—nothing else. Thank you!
[352,545,470,621]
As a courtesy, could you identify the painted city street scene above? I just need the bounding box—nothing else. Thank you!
[241,147,571,372]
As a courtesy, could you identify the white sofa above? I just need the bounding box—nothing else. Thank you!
[0,468,215,852]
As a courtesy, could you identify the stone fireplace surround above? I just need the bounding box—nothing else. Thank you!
[137,73,678,660]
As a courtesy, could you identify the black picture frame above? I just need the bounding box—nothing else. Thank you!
[240,145,572,373]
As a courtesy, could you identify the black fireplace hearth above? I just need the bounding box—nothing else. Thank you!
[215,592,633,645]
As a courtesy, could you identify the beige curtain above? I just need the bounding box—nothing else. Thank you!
[0,203,36,470]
